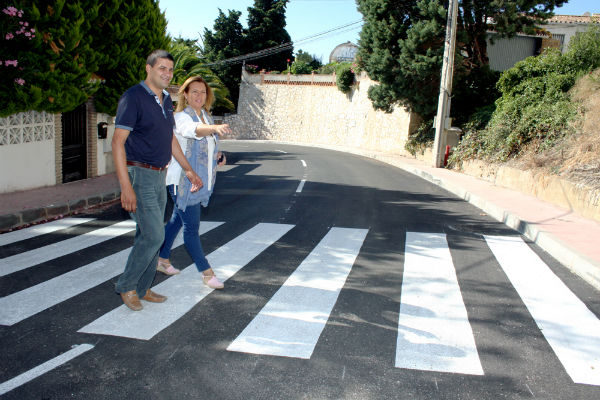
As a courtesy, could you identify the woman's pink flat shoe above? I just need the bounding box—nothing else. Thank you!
[157,260,180,276]
[202,274,224,289]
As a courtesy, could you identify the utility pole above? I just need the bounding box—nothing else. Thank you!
[432,0,459,167]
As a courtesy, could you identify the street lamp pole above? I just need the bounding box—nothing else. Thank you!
[432,0,459,167]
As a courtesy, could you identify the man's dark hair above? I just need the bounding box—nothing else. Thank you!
[146,49,174,66]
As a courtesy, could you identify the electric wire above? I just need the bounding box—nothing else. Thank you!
[202,19,363,67]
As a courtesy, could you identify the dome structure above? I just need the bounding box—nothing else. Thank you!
[329,41,358,63]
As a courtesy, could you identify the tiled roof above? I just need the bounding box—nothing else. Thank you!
[546,14,600,24]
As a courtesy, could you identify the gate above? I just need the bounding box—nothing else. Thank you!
[61,103,87,183]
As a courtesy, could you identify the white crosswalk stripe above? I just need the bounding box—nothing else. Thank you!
[0,344,94,396]
[0,220,137,277]
[396,232,483,375]
[485,235,600,386]
[0,222,223,326]
[227,227,368,359]
[0,217,96,247]
[78,223,294,340]
[1,221,599,387]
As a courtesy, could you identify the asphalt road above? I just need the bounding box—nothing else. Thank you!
[0,141,599,399]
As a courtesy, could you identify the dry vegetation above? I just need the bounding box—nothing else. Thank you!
[510,68,600,190]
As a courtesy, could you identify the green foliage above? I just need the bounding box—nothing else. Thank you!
[93,0,170,115]
[0,0,170,117]
[244,0,293,72]
[1,0,102,116]
[202,1,294,112]
[0,2,38,116]
[202,9,245,113]
[290,61,312,75]
[356,0,567,119]
[293,49,322,72]
[316,63,338,74]
[335,62,355,93]
[449,26,600,165]
[405,119,435,156]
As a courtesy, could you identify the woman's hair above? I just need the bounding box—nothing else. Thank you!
[175,76,215,113]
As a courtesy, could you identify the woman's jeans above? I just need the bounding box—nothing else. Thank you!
[115,166,167,296]
[159,185,211,272]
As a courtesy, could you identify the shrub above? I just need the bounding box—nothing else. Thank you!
[450,26,600,163]
[335,62,355,93]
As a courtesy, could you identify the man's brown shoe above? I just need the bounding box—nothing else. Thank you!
[120,290,143,311]
[141,289,167,303]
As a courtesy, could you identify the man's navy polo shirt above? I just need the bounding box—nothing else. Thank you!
[115,81,175,168]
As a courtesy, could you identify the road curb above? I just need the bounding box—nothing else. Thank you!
[0,191,121,233]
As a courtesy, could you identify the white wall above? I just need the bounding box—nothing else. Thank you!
[0,140,55,193]
[96,113,116,175]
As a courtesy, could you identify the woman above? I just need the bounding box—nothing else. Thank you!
[157,76,231,289]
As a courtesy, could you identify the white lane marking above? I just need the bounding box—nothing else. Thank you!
[217,165,237,172]
[0,344,94,395]
[275,150,287,154]
[0,222,223,326]
[0,218,96,246]
[78,223,294,340]
[296,179,306,193]
[485,235,600,386]
[301,160,307,167]
[396,232,483,375]
[0,220,137,277]
[227,227,368,359]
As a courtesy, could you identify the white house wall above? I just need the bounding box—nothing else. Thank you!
[0,111,56,193]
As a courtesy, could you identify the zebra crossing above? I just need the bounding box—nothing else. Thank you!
[1,217,600,391]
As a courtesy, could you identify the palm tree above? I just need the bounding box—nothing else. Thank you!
[169,40,235,112]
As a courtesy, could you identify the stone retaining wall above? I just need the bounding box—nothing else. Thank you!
[224,71,419,156]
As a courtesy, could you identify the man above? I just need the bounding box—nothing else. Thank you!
[112,49,202,311]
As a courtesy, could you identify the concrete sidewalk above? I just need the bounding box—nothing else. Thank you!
[0,173,120,232]
[1,148,599,291]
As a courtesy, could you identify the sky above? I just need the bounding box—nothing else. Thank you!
[158,0,600,64]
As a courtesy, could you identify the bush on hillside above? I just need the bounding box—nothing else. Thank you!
[335,62,355,94]
[449,26,600,165]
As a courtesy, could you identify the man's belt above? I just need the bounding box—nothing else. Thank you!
[126,160,167,171]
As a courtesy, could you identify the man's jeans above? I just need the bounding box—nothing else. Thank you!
[115,166,167,297]
[159,185,211,272]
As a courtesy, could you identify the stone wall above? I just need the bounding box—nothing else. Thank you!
[224,71,418,156]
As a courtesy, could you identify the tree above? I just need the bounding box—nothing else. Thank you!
[202,9,245,112]
[244,0,293,72]
[92,0,170,115]
[0,0,170,117]
[1,0,102,116]
[357,0,567,121]
[292,49,322,73]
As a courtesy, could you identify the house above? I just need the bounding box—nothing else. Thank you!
[487,13,600,71]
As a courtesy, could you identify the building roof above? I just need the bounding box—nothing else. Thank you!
[329,41,358,63]
[546,14,600,24]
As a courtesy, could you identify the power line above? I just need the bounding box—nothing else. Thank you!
[202,19,363,67]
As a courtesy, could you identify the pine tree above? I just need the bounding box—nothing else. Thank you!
[202,9,245,112]
[244,0,293,72]
[92,0,170,115]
